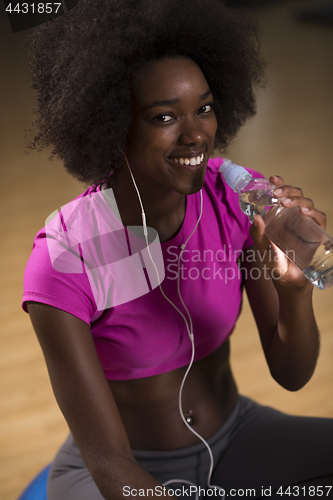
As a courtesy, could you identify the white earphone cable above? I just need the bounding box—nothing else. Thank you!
[121,152,225,499]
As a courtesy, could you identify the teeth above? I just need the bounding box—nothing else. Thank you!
[169,153,204,165]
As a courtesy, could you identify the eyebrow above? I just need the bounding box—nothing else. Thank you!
[145,89,212,110]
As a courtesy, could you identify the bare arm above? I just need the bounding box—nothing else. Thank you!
[27,302,175,499]
[243,176,326,391]
[243,246,319,391]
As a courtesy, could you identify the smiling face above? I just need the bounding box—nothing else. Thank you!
[124,57,218,196]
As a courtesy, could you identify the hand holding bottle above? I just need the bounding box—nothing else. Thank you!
[219,159,333,290]
[250,175,327,290]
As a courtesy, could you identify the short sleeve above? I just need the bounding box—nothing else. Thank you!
[22,183,152,323]
[22,228,97,325]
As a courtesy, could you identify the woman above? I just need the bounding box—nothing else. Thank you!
[22,0,333,498]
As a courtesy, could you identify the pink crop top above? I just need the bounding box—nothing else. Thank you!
[22,158,264,380]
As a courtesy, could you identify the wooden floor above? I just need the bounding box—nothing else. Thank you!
[1,0,333,498]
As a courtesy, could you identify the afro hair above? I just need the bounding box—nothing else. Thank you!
[26,0,266,185]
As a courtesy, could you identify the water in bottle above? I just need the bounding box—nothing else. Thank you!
[219,159,333,290]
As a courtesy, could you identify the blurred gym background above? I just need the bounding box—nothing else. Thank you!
[1,1,333,498]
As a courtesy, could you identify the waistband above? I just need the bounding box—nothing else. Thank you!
[132,395,252,460]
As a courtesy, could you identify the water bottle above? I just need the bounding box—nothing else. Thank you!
[219,159,333,290]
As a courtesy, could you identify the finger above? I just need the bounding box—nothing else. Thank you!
[299,207,327,230]
[268,177,326,230]
[269,175,285,187]
[249,215,270,253]
[280,195,313,209]
[274,195,326,229]
[272,184,303,199]
[250,218,289,275]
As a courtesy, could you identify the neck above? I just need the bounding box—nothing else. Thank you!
[104,163,187,242]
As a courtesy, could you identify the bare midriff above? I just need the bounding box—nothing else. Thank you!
[107,339,239,451]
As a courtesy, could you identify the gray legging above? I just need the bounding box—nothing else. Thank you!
[47,397,333,500]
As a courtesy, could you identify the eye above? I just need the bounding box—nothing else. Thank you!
[153,114,174,123]
[198,104,214,114]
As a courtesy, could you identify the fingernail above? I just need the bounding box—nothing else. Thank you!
[282,198,291,205]
[273,188,282,195]
[301,207,309,213]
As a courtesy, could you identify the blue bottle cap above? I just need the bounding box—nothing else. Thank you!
[219,159,251,192]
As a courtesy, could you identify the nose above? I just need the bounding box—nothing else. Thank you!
[178,116,207,146]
